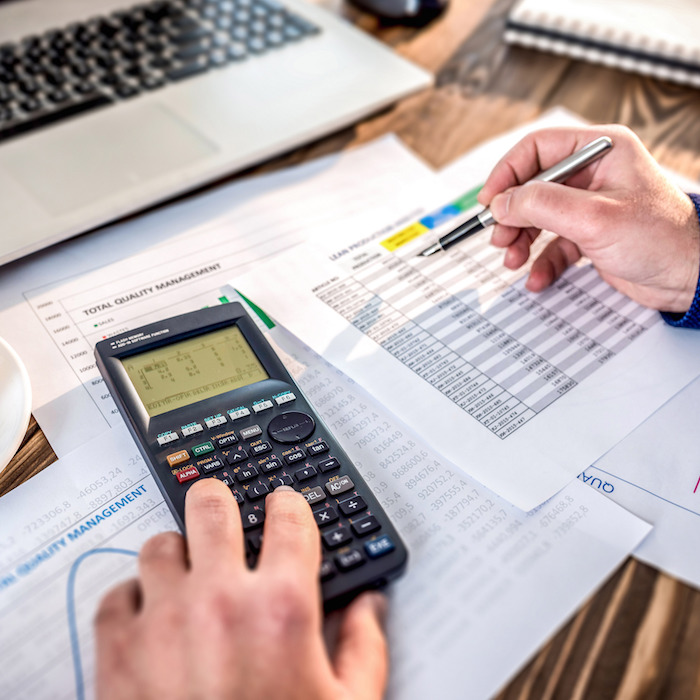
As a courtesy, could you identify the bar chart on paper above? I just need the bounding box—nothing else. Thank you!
[0,135,437,456]
[27,260,237,429]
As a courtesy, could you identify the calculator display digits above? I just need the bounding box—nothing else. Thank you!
[95,304,407,608]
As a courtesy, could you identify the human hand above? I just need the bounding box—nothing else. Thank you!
[95,479,388,700]
[478,125,700,313]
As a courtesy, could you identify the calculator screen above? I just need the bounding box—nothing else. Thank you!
[121,326,269,417]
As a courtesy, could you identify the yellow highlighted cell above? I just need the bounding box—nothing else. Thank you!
[381,222,429,252]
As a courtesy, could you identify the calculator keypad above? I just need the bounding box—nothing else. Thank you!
[161,398,397,586]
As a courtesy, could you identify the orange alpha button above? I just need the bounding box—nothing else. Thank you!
[167,449,190,468]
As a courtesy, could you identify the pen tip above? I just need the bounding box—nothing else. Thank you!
[417,243,441,257]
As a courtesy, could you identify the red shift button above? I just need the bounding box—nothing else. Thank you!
[176,466,200,484]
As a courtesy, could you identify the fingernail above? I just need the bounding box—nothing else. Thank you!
[273,485,295,493]
[490,190,513,221]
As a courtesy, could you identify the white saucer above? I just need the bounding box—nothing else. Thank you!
[0,337,32,472]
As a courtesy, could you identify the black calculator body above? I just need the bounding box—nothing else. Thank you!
[95,303,407,608]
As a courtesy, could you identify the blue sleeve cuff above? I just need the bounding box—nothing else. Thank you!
[661,192,700,329]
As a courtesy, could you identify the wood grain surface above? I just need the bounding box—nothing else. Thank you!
[3,0,700,697]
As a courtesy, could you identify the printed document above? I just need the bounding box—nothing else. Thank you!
[0,326,649,700]
[0,136,437,458]
[578,375,700,588]
[234,123,700,509]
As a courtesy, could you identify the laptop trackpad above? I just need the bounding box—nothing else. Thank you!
[3,103,218,216]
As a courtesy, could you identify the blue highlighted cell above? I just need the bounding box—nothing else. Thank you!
[419,204,461,229]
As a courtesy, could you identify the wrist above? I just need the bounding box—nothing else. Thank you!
[661,193,700,327]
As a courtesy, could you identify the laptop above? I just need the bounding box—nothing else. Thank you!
[0,0,431,266]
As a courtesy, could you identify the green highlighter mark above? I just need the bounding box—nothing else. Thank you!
[453,184,483,212]
[234,289,275,329]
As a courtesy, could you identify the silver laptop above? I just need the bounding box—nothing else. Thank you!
[0,0,431,266]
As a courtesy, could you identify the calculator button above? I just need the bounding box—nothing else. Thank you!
[318,457,340,473]
[252,399,274,413]
[260,458,283,473]
[250,440,272,456]
[192,441,215,457]
[365,535,395,559]
[319,559,335,581]
[247,482,271,500]
[226,448,249,464]
[307,440,329,456]
[302,486,326,505]
[198,457,224,473]
[295,465,317,481]
[243,510,265,529]
[335,548,365,572]
[351,515,380,537]
[283,447,306,465]
[181,422,204,437]
[231,489,244,504]
[268,411,315,444]
[239,424,263,440]
[325,475,354,497]
[215,432,238,448]
[157,431,179,446]
[166,449,190,467]
[270,474,293,488]
[338,496,367,515]
[228,407,251,421]
[213,470,235,488]
[323,528,352,550]
[176,466,200,484]
[314,506,338,527]
[274,391,296,406]
[204,414,227,429]
[237,464,259,482]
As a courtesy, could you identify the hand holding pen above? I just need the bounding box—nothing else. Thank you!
[419,136,613,257]
[421,126,700,314]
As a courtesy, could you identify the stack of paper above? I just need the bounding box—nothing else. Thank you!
[1,108,699,699]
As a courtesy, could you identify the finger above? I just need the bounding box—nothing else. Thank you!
[489,180,618,246]
[184,478,244,572]
[95,578,140,632]
[478,126,616,206]
[501,228,541,270]
[138,531,188,604]
[333,592,389,700]
[257,486,320,588]
[94,579,141,688]
[526,237,582,292]
[490,222,523,249]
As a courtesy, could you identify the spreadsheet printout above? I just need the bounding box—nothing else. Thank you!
[234,133,700,509]
[0,328,649,700]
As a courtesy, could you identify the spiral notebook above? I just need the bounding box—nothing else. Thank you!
[504,0,700,88]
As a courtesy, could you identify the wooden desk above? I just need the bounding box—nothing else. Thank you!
[3,0,700,696]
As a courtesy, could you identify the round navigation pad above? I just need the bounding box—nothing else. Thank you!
[268,411,315,444]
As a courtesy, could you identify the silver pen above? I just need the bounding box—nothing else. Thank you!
[417,135,614,257]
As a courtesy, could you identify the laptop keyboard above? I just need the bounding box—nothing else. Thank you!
[0,0,321,143]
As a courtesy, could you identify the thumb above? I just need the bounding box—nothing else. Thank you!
[489,181,612,244]
[332,592,389,699]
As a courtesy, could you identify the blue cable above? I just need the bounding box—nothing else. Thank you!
[66,547,138,700]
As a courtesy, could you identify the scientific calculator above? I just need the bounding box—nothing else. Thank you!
[95,303,407,608]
